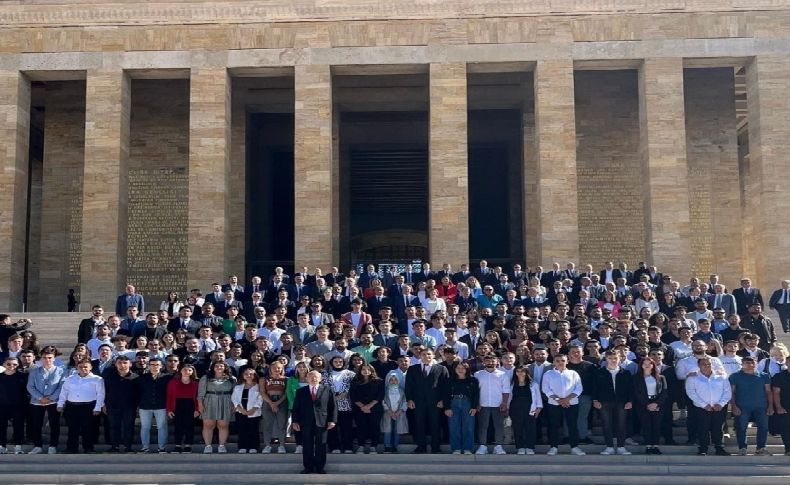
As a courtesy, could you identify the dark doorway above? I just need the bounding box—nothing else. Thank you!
[246,112,295,277]
[339,111,429,268]
[468,109,524,267]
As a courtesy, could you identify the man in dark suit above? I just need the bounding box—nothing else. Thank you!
[599,262,623,286]
[166,306,199,334]
[392,285,421,320]
[324,267,344,287]
[366,287,390,317]
[405,348,449,453]
[288,275,310,302]
[115,284,145,316]
[358,264,380,292]
[452,264,471,285]
[78,305,106,344]
[542,263,564,288]
[733,278,764,317]
[437,264,454,283]
[418,263,435,284]
[474,260,497,286]
[459,322,483,351]
[401,264,419,286]
[381,266,399,290]
[292,370,337,474]
[215,291,244,318]
[244,276,265,302]
[768,280,790,333]
[204,283,225,308]
[221,275,245,301]
[632,262,650,284]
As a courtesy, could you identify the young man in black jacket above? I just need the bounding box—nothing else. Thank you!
[593,350,634,455]
[101,356,139,453]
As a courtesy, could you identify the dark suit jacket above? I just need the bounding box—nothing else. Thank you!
[287,284,311,302]
[633,373,668,408]
[459,334,484,351]
[392,295,422,319]
[292,384,337,428]
[324,273,344,287]
[769,289,790,309]
[452,271,471,285]
[215,300,244,318]
[78,318,101,344]
[400,272,419,285]
[592,367,633,404]
[366,295,391,317]
[221,285,245,301]
[733,288,764,315]
[453,295,478,313]
[405,363,449,405]
[115,293,144,316]
[599,269,624,284]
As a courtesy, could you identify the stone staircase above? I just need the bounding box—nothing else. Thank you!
[0,453,788,484]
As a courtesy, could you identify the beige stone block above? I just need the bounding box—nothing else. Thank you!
[534,59,579,265]
[187,67,230,290]
[0,70,30,311]
[429,62,469,269]
[294,64,337,270]
[80,69,130,309]
[638,58,692,278]
[745,55,790,289]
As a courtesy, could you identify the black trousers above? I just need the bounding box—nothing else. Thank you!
[777,414,790,454]
[327,410,353,452]
[30,404,60,448]
[412,402,441,451]
[353,407,382,446]
[637,407,662,446]
[696,408,726,450]
[509,403,536,449]
[107,406,136,449]
[302,423,328,473]
[683,392,698,442]
[659,400,674,443]
[599,402,628,448]
[172,399,195,446]
[547,404,579,448]
[235,413,261,450]
[64,401,97,452]
[0,404,25,446]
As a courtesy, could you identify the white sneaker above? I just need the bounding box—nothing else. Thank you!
[600,447,615,455]
[547,447,558,456]
[516,448,526,455]
[0,446,6,454]
[47,447,57,454]
[616,447,631,455]
[13,445,22,455]
[203,445,213,454]
[277,445,286,454]
[571,447,586,456]
[462,450,473,455]
[493,445,506,455]
[238,448,247,454]
[525,448,535,455]
[218,445,227,453]
[452,450,461,455]
[262,445,272,454]
[294,445,302,454]
[624,438,638,446]
[28,447,43,455]
[331,449,341,454]
[248,449,257,454]
[475,445,488,455]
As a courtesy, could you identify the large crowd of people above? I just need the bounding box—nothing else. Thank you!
[1,260,790,466]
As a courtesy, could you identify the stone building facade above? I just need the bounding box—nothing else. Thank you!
[0,1,788,310]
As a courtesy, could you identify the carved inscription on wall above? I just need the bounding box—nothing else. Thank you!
[687,166,714,276]
[126,167,188,301]
[67,191,82,297]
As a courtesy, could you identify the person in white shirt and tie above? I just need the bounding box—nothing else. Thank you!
[541,354,586,456]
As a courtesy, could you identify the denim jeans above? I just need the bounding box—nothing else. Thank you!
[383,419,400,448]
[735,405,768,449]
[139,408,167,448]
[449,397,475,452]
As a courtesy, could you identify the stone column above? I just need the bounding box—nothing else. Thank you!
[0,71,31,311]
[533,59,579,264]
[746,56,790,289]
[429,63,469,269]
[80,69,131,309]
[294,64,337,271]
[187,67,230,290]
[638,58,692,278]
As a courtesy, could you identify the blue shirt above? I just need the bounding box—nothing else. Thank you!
[728,370,770,408]
[27,365,66,405]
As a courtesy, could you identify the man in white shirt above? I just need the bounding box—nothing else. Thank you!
[86,325,113,359]
[474,355,510,455]
[685,357,731,455]
[56,360,105,453]
[720,340,743,376]
[541,354,586,456]
[443,329,469,360]
[426,315,447,346]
